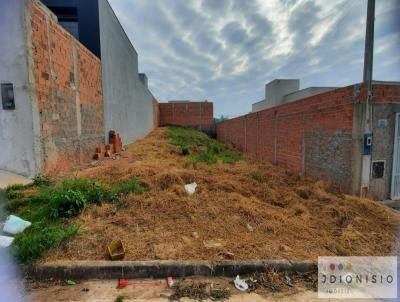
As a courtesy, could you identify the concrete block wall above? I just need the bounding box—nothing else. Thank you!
[217,86,355,192]
[159,102,214,133]
[152,97,159,129]
[99,0,154,145]
[360,83,400,199]
[0,0,40,177]
[29,0,104,174]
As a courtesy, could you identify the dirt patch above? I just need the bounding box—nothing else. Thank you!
[45,128,400,262]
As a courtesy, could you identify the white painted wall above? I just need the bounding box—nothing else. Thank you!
[0,0,40,177]
[99,0,154,144]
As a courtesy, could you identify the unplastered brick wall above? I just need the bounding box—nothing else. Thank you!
[159,102,213,132]
[369,84,400,104]
[217,86,355,191]
[28,0,104,174]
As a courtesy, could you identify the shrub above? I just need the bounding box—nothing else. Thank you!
[49,189,87,219]
[32,174,52,187]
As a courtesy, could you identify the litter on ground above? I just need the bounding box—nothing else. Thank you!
[184,182,197,195]
[0,235,14,248]
[66,279,77,286]
[167,276,174,288]
[234,275,248,292]
[117,279,128,289]
[3,215,31,235]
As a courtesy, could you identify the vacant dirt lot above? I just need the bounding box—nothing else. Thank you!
[46,128,400,261]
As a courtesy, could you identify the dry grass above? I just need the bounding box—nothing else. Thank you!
[45,128,400,261]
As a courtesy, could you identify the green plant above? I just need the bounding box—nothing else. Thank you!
[11,222,79,263]
[167,126,210,147]
[49,189,87,218]
[5,188,24,200]
[114,295,126,302]
[5,197,28,213]
[181,146,190,156]
[32,174,52,187]
[5,184,25,192]
[111,177,147,196]
[4,176,147,263]
[167,126,240,166]
[60,178,115,204]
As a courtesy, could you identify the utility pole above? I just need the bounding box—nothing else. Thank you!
[363,0,375,85]
[360,0,375,196]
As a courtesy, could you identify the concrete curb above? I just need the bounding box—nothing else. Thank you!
[25,260,316,281]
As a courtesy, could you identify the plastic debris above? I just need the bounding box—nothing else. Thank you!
[234,275,248,292]
[167,276,174,288]
[66,279,77,285]
[117,279,128,289]
[284,276,293,287]
[246,223,254,232]
[3,215,31,235]
[107,240,125,260]
[184,182,197,195]
[203,239,224,249]
[0,235,14,248]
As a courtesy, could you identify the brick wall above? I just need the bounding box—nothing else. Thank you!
[159,102,214,133]
[29,0,104,174]
[369,84,400,104]
[217,86,355,191]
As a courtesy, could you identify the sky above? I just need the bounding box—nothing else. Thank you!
[108,0,400,117]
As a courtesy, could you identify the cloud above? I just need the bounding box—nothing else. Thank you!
[109,0,400,117]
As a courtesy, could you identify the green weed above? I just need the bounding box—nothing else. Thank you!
[167,126,240,165]
[167,126,210,147]
[11,222,79,264]
[32,174,52,187]
[114,295,126,302]
[4,176,146,263]
[111,177,147,196]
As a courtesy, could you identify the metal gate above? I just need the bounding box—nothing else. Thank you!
[391,113,400,199]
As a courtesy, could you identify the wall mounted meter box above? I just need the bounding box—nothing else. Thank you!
[363,133,372,155]
[1,83,15,110]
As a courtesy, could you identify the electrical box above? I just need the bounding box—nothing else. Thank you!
[1,83,15,110]
[372,160,385,178]
[363,133,372,155]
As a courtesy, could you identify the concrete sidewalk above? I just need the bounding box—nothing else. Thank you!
[27,278,375,302]
[0,170,32,189]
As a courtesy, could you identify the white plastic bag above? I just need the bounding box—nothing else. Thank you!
[184,182,197,195]
[234,275,248,292]
[3,215,31,235]
[0,235,14,248]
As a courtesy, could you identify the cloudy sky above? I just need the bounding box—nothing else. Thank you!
[108,0,400,117]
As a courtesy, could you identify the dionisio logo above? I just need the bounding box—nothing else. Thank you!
[318,256,397,299]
